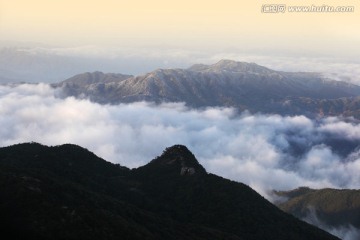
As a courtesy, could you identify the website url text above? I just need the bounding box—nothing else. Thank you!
[261,4,355,13]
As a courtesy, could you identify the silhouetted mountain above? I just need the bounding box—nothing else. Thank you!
[273,187,360,230]
[53,60,360,118]
[0,143,339,240]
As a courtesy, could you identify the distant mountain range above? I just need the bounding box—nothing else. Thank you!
[52,60,360,118]
[0,46,186,83]
[0,143,339,240]
[273,187,360,238]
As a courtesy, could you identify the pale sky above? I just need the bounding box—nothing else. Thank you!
[1,0,360,57]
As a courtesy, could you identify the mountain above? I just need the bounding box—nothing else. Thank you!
[277,96,360,118]
[53,71,133,102]
[58,71,133,85]
[0,143,339,240]
[53,60,360,118]
[273,187,360,231]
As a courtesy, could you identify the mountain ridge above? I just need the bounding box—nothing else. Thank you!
[0,142,339,240]
[53,60,360,118]
[273,187,360,229]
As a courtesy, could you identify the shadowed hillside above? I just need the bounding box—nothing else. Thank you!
[0,143,339,240]
[274,187,360,228]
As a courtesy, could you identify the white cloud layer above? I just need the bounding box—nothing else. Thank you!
[1,84,360,199]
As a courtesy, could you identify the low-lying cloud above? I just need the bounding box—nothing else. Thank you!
[1,84,360,198]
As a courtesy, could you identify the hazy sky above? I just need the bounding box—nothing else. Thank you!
[1,0,359,57]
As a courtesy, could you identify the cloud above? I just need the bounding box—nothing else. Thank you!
[19,46,121,59]
[1,84,360,237]
[1,84,360,197]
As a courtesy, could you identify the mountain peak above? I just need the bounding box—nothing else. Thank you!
[188,59,273,74]
[58,71,132,86]
[142,145,207,176]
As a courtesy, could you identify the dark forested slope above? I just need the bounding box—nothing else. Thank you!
[0,143,339,240]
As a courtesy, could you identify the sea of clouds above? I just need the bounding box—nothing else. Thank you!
[1,83,360,196]
[2,83,360,239]
[3,40,360,240]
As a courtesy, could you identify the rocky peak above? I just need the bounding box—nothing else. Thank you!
[145,145,207,176]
